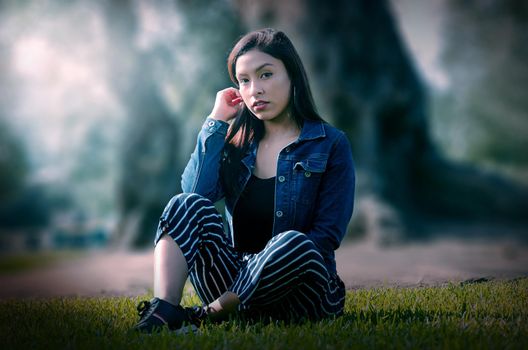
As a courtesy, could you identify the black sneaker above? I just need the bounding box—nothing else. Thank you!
[135,298,205,334]
[184,305,209,327]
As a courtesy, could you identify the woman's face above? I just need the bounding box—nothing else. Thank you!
[235,49,292,123]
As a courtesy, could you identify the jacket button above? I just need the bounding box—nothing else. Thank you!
[208,120,215,127]
[285,147,291,152]
[304,171,311,177]
[276,211,283,217]
[278,176,285,182]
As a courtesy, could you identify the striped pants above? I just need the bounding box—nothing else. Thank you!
[154,193,345,321]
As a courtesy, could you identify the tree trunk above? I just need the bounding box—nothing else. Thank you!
[234,0,528,241]
[105,0,528,248]
[100,0,180,248]
[102,0,243,248]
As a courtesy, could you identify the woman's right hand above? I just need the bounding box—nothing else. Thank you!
[208,87,244,122]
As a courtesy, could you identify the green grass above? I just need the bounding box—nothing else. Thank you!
[1,279,527,349]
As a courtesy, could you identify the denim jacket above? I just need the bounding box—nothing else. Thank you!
[181,117,355,275]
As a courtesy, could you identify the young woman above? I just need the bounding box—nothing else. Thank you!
[135,28,355,333]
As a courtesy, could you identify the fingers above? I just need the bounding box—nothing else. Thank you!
[228,97,243,107]
[225,88,240,99]
[210,88,243,122]
[224,88,243,107]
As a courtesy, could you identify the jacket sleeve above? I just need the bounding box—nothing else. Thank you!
[180,117,228,203]
[306,132,355,257]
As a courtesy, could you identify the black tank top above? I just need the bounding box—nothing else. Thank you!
[232,175,275,253]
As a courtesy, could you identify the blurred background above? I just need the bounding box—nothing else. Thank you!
[0,0,527,256]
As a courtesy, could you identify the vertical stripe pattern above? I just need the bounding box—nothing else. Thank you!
[154,193,345,320]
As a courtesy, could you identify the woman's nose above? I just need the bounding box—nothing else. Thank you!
[250,81,264,96]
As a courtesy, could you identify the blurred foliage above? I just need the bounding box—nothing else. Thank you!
[0,185,49,229]
[0,0,527,247]
[0,118,54,229]
[0,119,27,203]
[436,0,528,171]
[100,0,243,247]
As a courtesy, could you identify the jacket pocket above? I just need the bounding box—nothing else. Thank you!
[292,153,328,205]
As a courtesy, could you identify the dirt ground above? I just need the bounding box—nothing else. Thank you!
[0,238,527,299]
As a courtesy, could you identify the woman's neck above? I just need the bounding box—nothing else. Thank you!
[262,111,300,142]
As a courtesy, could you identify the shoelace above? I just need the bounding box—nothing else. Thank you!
[137,300,152,318]
[136,300,209,327]
[186,305,209,326]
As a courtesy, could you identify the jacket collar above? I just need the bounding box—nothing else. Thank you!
[242,142,258,168]
[297,119,326,142]
[243,119,326,160]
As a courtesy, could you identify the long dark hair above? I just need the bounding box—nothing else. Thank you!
[221,28,325,197]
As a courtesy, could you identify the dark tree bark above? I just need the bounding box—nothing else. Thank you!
[234,0,528,242]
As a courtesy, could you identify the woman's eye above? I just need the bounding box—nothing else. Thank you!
[261,72,272,79]
[238,78,249,84]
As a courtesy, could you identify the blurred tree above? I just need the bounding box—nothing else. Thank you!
[0,34,33,228]
[0,9,70,232]
[234,0,528,242]
[440,0,528,168]
[102,0,241,247]
[0,33,24,204]
[0,120,55,229]
[0,185,53,229]
[97,0,527,247]
[99,0,178,248]
[0,119,27,204]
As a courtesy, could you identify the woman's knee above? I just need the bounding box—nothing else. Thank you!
[154,193,214,245]
[166,193,211,211]
[276,231,327,274]
[274,230,310,244]
[269,230,317,253]
[161,193,213,221]
[258,231,327,280]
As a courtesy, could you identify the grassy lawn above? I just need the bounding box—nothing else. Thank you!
[1,278,526,349]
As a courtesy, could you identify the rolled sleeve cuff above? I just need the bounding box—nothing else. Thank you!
[202,117,229,136]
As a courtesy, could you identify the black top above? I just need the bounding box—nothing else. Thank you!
[232,174,275,253]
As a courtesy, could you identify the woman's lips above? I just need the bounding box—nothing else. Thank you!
[253,102,269,111]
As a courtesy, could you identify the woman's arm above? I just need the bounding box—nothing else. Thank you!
[181,87,243,202]
[181,118,229,202]
[306,132,355,257]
